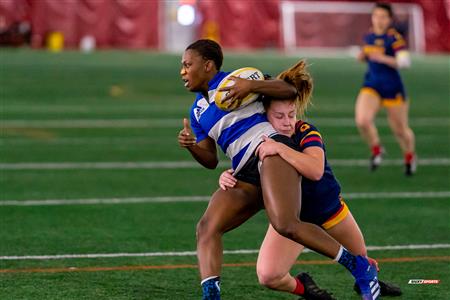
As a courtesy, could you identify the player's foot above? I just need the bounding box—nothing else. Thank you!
[404,153,417,176]
[296,272,336,300]
[352,256,380,300]
[370,147,384,171]
[354,280,402,296]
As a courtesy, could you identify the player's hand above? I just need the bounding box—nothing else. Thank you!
[367,256,380,272]
[255,136,280,161]
[178,118,196,148]
[356,51,366,62]
[219,76,253,105]
[219,169,237,190]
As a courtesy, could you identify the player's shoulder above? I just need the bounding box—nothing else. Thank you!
[295,120,319,135]
[387,28,404,40]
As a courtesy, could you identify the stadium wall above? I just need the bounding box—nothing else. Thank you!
[0,0,160,49]
[0,0,448,52]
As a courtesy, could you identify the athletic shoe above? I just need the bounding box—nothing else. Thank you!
[370,149,384,171]
[352,256,380,300]
[354,280,402,296]
[296,272,336,300]
[405,157,417,176]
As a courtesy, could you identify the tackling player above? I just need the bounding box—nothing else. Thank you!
[220,95,401,299]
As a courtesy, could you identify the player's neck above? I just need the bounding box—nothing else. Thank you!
[373,27,387,35]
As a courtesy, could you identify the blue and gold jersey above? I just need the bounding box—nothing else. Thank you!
[292,121,342,224]
[361,28,407,103]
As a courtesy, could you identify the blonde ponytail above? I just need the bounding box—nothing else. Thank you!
[276,59,313,116]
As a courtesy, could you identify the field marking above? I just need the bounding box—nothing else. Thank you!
[1,244,449,261]
[1,191,449,207]
[1,158,449,170]
[1,256,449,274]
[0,134,442,145]
[1,117,448,128]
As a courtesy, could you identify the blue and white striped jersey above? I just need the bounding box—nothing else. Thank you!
[189,71,276,174]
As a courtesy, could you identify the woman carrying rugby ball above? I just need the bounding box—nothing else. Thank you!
[178,39,379,300]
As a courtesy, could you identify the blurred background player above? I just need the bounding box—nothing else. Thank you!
[355,2,416,175]
[220,63,401,299]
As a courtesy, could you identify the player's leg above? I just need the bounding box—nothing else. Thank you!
[326,208,402,297]
[260,156,379,299]
[386,101,416,175]
[325,210,367,256]
[257,224,304,292]
[260,155,340,257]
[257,224,335,299]
[355,90,383,170]
[197,180,262,299]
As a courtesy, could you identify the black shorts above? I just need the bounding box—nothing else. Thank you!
[234,134,299,186]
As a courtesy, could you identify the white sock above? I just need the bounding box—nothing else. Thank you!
[201,275,219,286]
[334,245,344,262]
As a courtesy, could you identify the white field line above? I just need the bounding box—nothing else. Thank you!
[1,191,449,207]
[0,104,186,113]
[1,117,449,128]
[1,158,449,170]
[0,134,441,145]
[1,243,449,260]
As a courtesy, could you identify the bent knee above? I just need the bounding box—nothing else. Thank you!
[355,116,373,129]
[196,217,218,242]
[257,269,285,289]
[271,221,298,241]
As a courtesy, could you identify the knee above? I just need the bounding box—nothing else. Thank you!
[271,220,298,241]
[355,116,372,130]
[257,267,285,289]
[391,125,407,138]
[196,217,216,244]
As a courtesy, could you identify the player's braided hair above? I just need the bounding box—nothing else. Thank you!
[186,39,223,70]
[276,59,313,116]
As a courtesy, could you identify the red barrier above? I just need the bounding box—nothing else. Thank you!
[0,0,159,49]
[0,0,448,52]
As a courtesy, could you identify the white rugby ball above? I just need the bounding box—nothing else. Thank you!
[214,67,264,111]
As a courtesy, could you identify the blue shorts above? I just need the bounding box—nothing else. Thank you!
[361,80,407,107]
[300,197,349,230]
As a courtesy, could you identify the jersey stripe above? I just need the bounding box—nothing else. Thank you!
[300,136,322,147]
[208,102,265,141]
[303,130,322,139]
[218,113,267,153]
[227,122,275,172]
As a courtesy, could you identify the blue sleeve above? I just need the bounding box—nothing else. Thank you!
[296,122,324,151]
[190,107,208,143]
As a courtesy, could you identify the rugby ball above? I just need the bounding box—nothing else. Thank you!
[214,67,264,111]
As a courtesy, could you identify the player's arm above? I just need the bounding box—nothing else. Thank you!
[368,33,411,69]
[186,137,218,169]
[255,136,325,181]
[221,77,297,103]
[178,118,218,169]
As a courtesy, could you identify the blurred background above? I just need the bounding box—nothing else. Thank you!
[1,0,449,53]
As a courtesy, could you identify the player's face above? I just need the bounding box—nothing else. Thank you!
[266,100,297,137]
[180,49,210,93]
[371,8,391,33]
